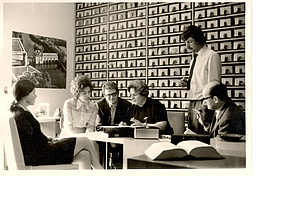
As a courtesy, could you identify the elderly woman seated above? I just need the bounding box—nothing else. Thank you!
[123,80,174,137]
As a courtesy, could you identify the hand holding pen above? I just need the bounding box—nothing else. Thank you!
[130,117,149,128]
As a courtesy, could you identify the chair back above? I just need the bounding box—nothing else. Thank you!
[59,114,64,130]
[167,111,185,135]
[5,117,26,170]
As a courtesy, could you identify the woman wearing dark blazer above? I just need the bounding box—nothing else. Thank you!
[10,79,103,170]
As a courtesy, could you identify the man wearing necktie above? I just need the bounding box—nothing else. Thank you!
[96,81,132,168]
[179,25,221,135]
[197,81,245,137]
[96,81,131,127]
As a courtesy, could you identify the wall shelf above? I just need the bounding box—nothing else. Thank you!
[75,2,246,110]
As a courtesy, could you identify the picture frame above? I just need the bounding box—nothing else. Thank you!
[38,103,49,117]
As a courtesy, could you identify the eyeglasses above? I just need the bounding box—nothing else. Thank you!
[105,92,118,97]
[200,96,213,101]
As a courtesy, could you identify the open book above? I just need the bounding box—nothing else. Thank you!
[144,140,223,160]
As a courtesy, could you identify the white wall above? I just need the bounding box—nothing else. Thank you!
[2,3,75,115]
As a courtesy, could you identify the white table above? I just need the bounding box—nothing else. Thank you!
[210,136,246,158]
[64,132,163,169]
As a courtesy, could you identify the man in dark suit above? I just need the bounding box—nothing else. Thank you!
[197,81,245,137]
[96,81,132,169]
[96,81,131,126]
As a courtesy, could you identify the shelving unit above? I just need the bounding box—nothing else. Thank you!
[75,2,246,111]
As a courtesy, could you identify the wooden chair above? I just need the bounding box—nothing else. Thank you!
[4,116,79,170]
[167,111,185,135]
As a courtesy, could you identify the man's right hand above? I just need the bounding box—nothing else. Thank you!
[196,110,210,131]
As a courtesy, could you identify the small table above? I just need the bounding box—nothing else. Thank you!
[127,136,246,169]
[127,154,246,169]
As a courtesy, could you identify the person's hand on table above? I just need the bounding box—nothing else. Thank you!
[118,121,127,126]
[130,117,148,128]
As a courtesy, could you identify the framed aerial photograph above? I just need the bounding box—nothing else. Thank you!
[12,31,67,88]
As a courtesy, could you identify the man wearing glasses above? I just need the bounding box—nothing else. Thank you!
[96,81,131,126]
[197,81,245,137]
[179,25,221,135]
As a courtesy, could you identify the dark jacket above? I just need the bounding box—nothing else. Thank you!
[96,97,132,126]
[209,98,245,137]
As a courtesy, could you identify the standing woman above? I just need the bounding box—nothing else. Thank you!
[60,75,97,137]
[10,79,103,170]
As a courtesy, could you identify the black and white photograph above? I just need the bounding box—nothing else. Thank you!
[12,31,67,88]
[1,0,299,200]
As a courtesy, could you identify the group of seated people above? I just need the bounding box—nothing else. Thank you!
[10,75,245,170]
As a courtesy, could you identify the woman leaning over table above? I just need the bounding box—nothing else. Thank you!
[60,75,97,137]
[124,80,174,137]
[10,79,103,169]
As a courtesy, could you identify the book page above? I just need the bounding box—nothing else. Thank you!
[177,140,210,154]
[144,142,182,160]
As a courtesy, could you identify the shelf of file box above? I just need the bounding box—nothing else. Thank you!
[206,37,246,45]
[195,13,245,24]
[221,73,245,78]
[201,25,245,35]
[108,19,147,29]
[75,20,108,28]
[147,64,189,69]
[108,5,146,14]
[147,53,191,59]
[75,31,108,38]
[107,29,147,39]
[147,40,184,47]
[75,68,108,73]
[76,3,108,11]
[107,77,146,81]
[108,9,146,17]
[75,49,107,55]
[147,20,193,30]
[104,35,147,43]
[76,11,108,20]
[194,2,236,9]
[148,9,193,18]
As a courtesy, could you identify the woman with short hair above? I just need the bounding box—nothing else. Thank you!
[125,80,174,136]
[10,79,103,169]
[60,75,97,137]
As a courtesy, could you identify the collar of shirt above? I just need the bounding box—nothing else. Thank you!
[215,101,226,119]
[76,99,90,110]
[195,45,208,57]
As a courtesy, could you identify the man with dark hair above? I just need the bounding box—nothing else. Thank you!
[96,81,131,126]
[197,81,245,137]
[96,81,132,168]
[179,25,221,135]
